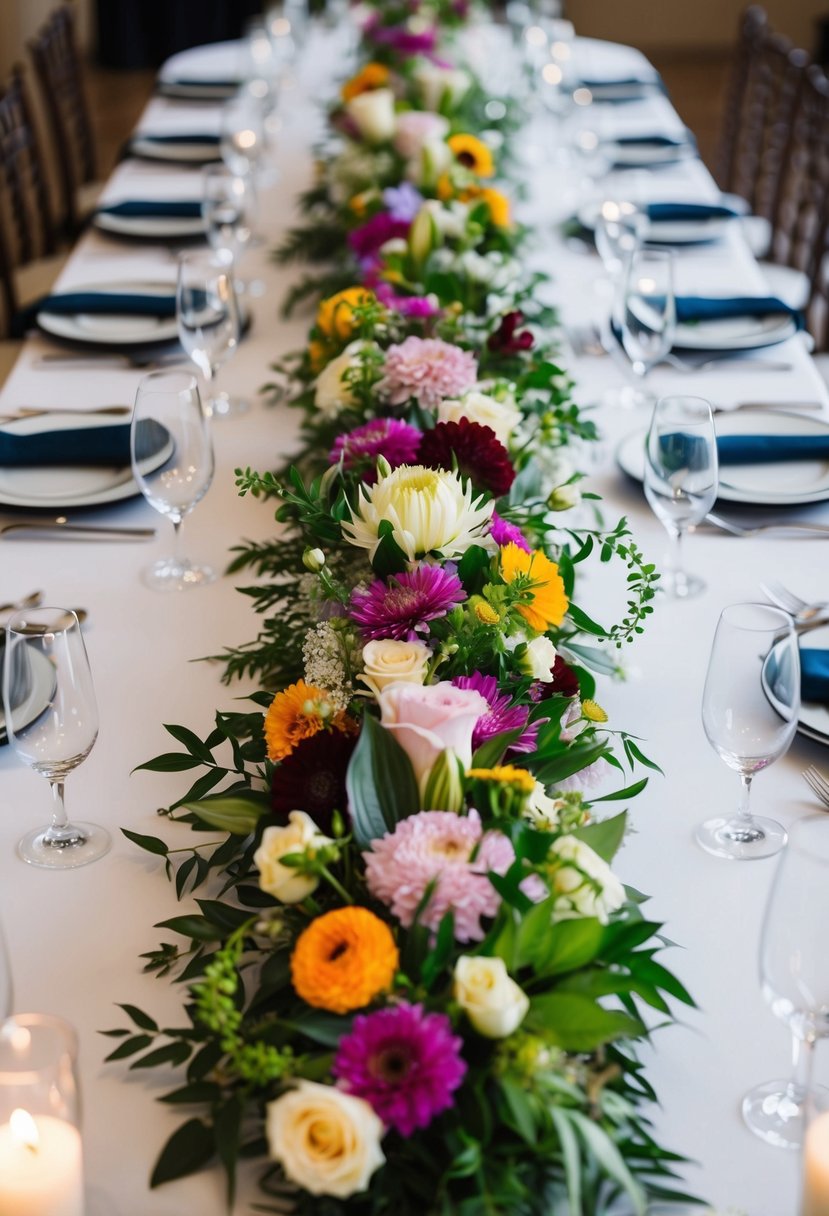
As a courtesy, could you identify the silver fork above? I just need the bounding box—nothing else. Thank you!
[803,765,829,808]
[761,582,829,619]
[661,352,792,373]
[700,513,829,538]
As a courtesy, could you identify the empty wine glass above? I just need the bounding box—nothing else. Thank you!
[742,815,829,1148]
[220,92,267,180]
[202,166,257,278]
[595,199,644,281]
[131,370,215,592]
[2,608,110,868]
[697,602,799,860]
[176,249,246,419]
[643,395,718,599]
[619,247,675,406]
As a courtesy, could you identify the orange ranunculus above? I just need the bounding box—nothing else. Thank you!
[500,542,569,633]
[341,62,391,103]
[291,907,399,1013]
[264,680,355,763]
[447,133,495,178]
[316,287,377,341]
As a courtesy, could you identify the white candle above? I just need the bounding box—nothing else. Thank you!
[804,1111,829,1216]
[0,1111,84,1216]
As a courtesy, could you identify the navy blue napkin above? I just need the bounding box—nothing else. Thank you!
[615,134,690,148]
[579,76,659,89]
[97,200,203,218]
[717,435,829,464]
[646,202,741,223]
[800,649,829,703]
[675,295,802,327]
[160,79,239,90]
[0,418,168,469]
[12,291,177,338]
[134,133,220,145]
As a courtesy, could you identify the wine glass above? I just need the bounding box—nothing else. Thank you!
[220,92,267,180]
[176,249,247,419]
[742,815,829,1148]
[131,370,215,592]
[2,608,110,868]
[643,395,718,599]
[202,166,257,279]
[619,248,675,406]
[697,602,799,860]
[595,199,644,281]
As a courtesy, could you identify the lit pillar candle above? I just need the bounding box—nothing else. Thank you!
[804,1111,829,1216]
[0,1109,84,1216]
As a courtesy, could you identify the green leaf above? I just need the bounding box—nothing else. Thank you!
[623,737,664,775]
[628,956,695,1007]
[175,856,198,900]
[117,1004,158,1032]
[181,791,269,835]
[471,726,526,770]
[371,520,409,577]
[105,1034,153,1062]
[500,1079,536,1144]
[195,900,253,933]
[134,753,204,773]
[526,992,643,1051]
[549,1107,582,1214]
[591,777,649,803]
[213,1095,243,1206]
[163,724,216,765]
[533,916,604,975]
[566,602,606,636]
[568,1110,647,1215]
[345,714,419,849]
[121,830,169,857]
[277,1013,354,1048]
[561,643,619,676]
[159,1083,221,1105]
[575,811,627,863]
[151,1118,215,1188]
[155,915,225,942]
[457,544,492,595]
[130,1041,191,1070]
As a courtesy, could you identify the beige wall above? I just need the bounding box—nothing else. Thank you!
[567,0,824,53]
[0,0,92,79]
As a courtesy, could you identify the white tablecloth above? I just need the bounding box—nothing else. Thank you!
[1,26,826,1215]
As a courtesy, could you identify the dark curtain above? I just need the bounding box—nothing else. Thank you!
[95,0,265,69]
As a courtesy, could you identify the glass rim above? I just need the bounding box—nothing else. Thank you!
[133,368,199,391]
[5,606,81,637]
[0,1012,78,1083]
[718,601,794,633]
[651,394,713,424]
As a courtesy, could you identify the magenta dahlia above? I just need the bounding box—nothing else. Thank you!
[452,672,538,753]
[489,510,531,553]
[350,565,464,641]
[348,212,411,262]
[377,336,477,409]
[329,418,422,481]
[418,419,515,497]
[332,1002,466,1136]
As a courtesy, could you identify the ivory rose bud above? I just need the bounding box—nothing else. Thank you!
[454,955,529,1039]
[254,812,334,904]
[523,780,564,830]
[548,835,625,923]
[393,110,449,160]
[378,680,487,787]
[518,635,557,681]
[437,390,522,448]
[358,639,431,699]
[315,341,374,418]
[345,87,396,145]
[413,61,471,111]
[266,1080,385,1198]
[405,138,452,189]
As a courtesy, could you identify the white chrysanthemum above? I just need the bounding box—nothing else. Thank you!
[548,835,626,923]
[342,463,494,564]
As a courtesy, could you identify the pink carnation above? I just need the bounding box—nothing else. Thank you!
[364,809,515,942]
[378,337,477,409]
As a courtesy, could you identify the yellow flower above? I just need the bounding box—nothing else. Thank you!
[500,543,569,633]
[436,173,455,202]
[479,186,511,228]
[473,600,500,626]
[341,62,390,102]
[582,699,608,723]
[264,680,355,763]
[307,340,327,373]
[316,287,377,342]
[467,765,536,794]
[448,133,495,178]
[291,907,399,1013]
[348,190,374,217]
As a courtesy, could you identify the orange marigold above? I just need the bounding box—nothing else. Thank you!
[447,133,495,178]
[264,680,354,763]
[341,62,390,102]
[291,907,399,1013]
[316,287,377,341]
[500,542,569,633]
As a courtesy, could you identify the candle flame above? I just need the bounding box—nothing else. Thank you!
[10,1108,39,1152]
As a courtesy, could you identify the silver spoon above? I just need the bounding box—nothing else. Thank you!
[0,589,44,615]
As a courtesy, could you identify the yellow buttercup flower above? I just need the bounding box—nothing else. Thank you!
[448,133,495,178]
[264,680,355,763]
[341,62,391,102]
[479,187,511,228]
[582,699,608,723]
[291,907,399,1013]
[500,543,569,633]
[316,287,377,342]
[467,765,536,794]
[473,600,500,626]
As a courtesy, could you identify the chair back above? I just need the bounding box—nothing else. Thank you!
[0,66,56,269]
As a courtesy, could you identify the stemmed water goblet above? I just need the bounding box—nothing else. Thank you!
[201,166,257,286]
[618,247,675,406]
[176,249,246,418]
[220,92,267,181]
[697,602,799,860]
[130,370,215,592]
[643,394,718,599]
[2,608,110,868]
[742,815,829,1149]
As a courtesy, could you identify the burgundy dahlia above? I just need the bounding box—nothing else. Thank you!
[418,419,515,498]
[269,729,356,833]
[333,1002,467,1135]
[350,565,464,641]
[533,655,581,701]
[452,672,538,753]
[487,310,534,355]
[329,418,422,481]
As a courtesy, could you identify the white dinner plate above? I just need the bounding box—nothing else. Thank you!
[763,626,829,748]
[577,201,735,247]
[0,413,174,510]
[674,312,798,351]
[128,136,221,164]
[616,409,829,507]
[0,648,56,746]
[36,280,178,347]
[156,81,239,101]
[93,211,206,240]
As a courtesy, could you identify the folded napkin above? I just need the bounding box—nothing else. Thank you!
[160,78,239,90]
[133,133,220,145]
[674,295,802,327]
[646,202,741,223]
[12,291,176,338]
[800,649,829,703]
[0,419,168,469]
[97,200,203,219]
[579,75,658,89]
[717,435,829,465]
[614,134,690,148]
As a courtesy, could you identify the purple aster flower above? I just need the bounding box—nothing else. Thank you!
[369,23,438,55]
[374,282,441,318]
[453,672,538,753]
[378,336,477,409]
[329,418,422,482]
[350,565,464,641]
[382,183,423,223]
[348,213,411,261]
[489,510,532,553]
[333,1002,467,1136]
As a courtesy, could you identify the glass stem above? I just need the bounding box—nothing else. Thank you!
[788,1032,816,1111]
[172,517,185,569]
[668,526,687,595]
[737,773,753,823]
[48,780,69,831]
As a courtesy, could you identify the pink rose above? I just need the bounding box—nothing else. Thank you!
[393,111,449,161]
[378,681,488,787]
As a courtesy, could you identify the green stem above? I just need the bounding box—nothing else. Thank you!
[319,865,353,905]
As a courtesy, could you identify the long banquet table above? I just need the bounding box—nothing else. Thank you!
[1,21,828,1215]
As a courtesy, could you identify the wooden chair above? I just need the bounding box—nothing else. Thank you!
[716,6,769,202]
[28,3,99,238]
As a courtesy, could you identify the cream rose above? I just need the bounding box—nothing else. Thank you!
[436,390,522,448]
[413,61,471,111]
[393,110,449,160]
[345,88,396,144]
[253,812,333,904]
[405,138,452,189]
[315,341,377,419]
[378,680,487,786]
[523,781,564,830]
[454,955,529,1039]
[548,835,626,923]
[518,635,557,680]
[359,638,431,699]
[266,1081,385,1198]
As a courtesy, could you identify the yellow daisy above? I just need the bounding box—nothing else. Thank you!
[448,133,495,178]
[467,765,536,793]
[582,699,608,723]
[500,542,569,633]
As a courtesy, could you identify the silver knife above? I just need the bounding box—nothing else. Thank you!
[0,522,156,540]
